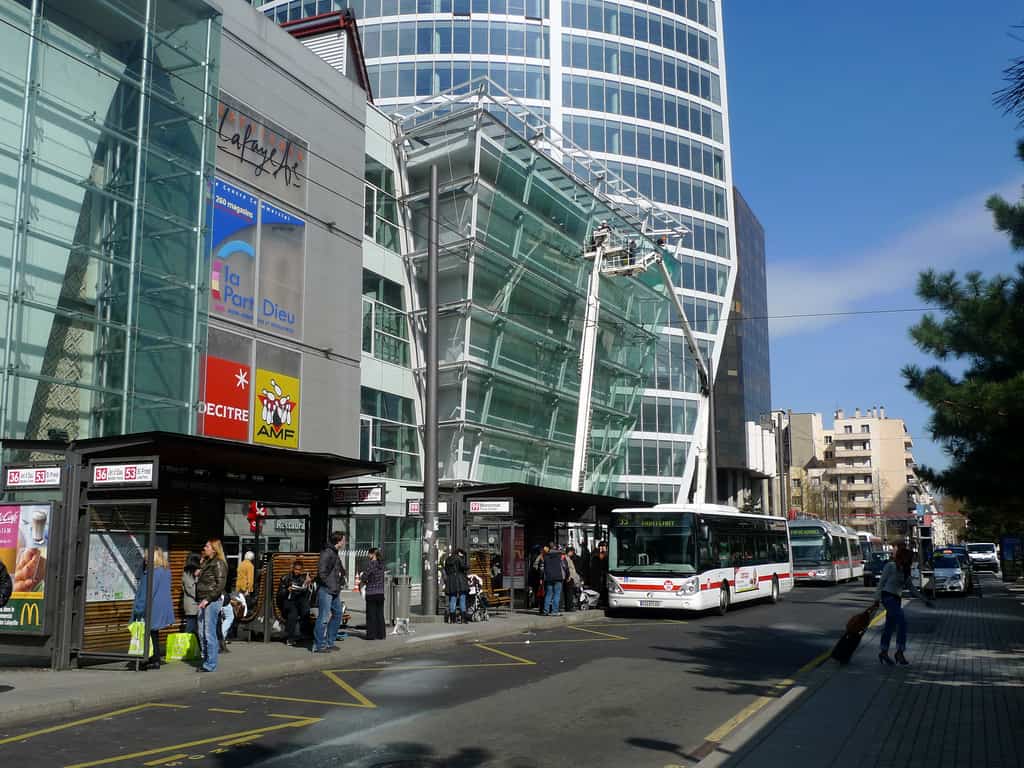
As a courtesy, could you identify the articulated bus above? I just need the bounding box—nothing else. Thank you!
[788,519,864,584]
[858,531,883,560]
[607,505,794,615]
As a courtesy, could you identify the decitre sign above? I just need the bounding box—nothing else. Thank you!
[198,354,252,441]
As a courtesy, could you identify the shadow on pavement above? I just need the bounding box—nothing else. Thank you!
[207,738,521,768]
[625,735,708,763]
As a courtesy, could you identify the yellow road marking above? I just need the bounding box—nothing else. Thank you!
[570,625,628,640]
[490,638,615,645]
[207,708,246,715]
[218,734,262,747]
[223,692,371,708]
[0,704,188,746]
[704,677,794,743]
[62,716,320,768]
[796,649,832,676]
[474,643,536,665]
[142,754,189,766]
[322,671,378,708]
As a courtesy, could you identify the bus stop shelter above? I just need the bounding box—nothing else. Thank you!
[0,432,383,670]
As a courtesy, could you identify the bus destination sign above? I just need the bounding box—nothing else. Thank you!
[788,527,822,537]
[615,516,680,528]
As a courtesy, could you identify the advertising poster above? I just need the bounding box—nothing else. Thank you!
[0,503,51,633]
[210,179,258,323]
[258,201,305,339]
[252,368,300,449]
[198,354,252,441]
[86,533,169,603]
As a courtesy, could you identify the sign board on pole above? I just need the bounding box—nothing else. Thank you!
[4,466,62,490]
[330,483,386,507]
[467,498,513,517]
[89,459,158,488]
[406,500,448,518]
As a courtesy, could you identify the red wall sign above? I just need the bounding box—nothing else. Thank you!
[198,355,252,441]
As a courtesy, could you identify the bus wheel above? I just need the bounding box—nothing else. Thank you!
[717,584,730,616]
[769,575,781,604]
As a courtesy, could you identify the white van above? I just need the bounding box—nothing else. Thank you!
[967,542,1000,573]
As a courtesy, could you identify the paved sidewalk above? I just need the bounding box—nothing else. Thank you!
[0,606,597,731]
[701,576,1024,768]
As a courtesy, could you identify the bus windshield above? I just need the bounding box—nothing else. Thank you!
[609,514,696,574]
[790,535,828,565]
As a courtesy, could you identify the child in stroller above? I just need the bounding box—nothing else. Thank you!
[465,573,490,622]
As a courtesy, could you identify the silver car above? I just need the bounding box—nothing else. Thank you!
[931,554,967,593]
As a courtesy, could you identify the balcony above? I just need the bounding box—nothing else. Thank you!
[834,445,871,457]
[835,464,873,474]
[833,432,866,442]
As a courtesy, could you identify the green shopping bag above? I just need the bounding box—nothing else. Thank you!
[164,632,199,662]
[127,621,147,656]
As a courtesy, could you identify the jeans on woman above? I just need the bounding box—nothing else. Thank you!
[880,593,907,652]
[448,592,467,614]
[221,602,235,639]
[199,598,223,672]
[366,593,386,639]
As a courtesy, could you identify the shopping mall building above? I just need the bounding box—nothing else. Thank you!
[0,0,769,665]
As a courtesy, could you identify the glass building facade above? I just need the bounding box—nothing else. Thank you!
[715,187,769,481]
[396,102,665,495]
[260,0,739,503]
[0,0,221,443]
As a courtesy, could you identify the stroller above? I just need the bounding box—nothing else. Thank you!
[465,574,490,622]
[578,587,601,610]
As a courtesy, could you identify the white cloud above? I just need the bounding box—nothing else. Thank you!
[766,178,1022,338]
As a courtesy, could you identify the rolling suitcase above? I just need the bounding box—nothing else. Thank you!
[830,608,875,665]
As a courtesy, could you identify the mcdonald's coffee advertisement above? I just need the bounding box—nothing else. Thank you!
[0,503,50,632]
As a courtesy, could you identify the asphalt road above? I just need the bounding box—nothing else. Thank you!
[0,582,879,768]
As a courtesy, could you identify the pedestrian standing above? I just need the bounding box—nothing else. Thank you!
[542,542,566,616]
[589,541,609,608]
[444,547,470,623]
[132,547,176,671]
[563,546,581,612]
[314,532,346,653]
[196,539,228,672]
[362,548,387,640]
[180,554,201,638]
[872,545,934,665]
[0,560,11,609]
[235,551,255,598]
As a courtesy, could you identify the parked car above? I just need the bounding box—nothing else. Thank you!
[967,542,1000,573]
[863,551,889,587]
[931,554,969,594]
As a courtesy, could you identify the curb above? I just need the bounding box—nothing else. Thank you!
[0,609,599,731]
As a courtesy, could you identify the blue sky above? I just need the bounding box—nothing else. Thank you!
[722,1,1024,472]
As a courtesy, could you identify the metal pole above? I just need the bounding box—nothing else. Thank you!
[0,0,40,443]
[421,165,439,615]
[708,378,718,504]
[121,0,153,433]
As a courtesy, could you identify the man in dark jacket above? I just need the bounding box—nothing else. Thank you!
[443,548,470,623]
[314,532,346,653]
[278,559,312,646]
[0,561,11,609]
[542,543,567,616]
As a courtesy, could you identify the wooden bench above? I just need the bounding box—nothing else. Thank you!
[469,551,512,616]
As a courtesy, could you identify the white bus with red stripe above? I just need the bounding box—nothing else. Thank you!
[788,519,864,584]
[606,505,794,615]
